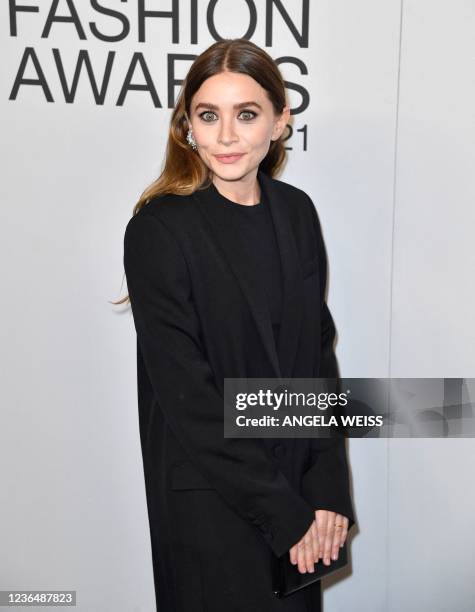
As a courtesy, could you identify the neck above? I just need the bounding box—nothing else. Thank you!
[211,172,261,205]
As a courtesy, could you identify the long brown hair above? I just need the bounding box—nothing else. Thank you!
[113,38,289,305]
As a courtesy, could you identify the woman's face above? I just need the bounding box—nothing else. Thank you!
[188,71,289,182]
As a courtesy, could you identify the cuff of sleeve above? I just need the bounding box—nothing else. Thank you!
[300,463,356,532]
[250,497,316,558]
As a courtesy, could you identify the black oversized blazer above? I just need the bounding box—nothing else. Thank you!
[124,168,356,612]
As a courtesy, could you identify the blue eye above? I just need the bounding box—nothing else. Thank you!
[198,110,258,122]
[239,110,258,120]
[200,111,217,122]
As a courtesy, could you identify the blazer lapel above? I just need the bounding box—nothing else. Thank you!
[258,171,305,379]
[193,169,304,380]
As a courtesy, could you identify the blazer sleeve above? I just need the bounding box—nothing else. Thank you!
[300,197,356,532]
[123,210,316,558]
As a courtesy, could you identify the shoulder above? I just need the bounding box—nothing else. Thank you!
[134,192,196,225]
[269,174,309,199]
[124,195,196,272]
[124,192,196,243]
[266,173,318,221]
[265,174,328,249]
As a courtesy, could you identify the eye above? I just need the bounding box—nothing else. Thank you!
[239,110,258,121]
[199,111,217,122]
[198,109,258,122]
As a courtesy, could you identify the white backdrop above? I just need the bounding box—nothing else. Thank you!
[1,1,474,611]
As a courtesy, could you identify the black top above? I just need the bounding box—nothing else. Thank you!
[209,181,283,351]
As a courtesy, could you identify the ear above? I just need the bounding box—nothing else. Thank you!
[272,105,291,141]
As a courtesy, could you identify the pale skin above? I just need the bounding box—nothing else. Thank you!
[185,70,288,205]
[186,71,349,572]
[289,511,349,574]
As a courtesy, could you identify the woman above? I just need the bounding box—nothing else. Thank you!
[120,38,356,612]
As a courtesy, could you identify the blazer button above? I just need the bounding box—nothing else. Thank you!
[272,444,286,458]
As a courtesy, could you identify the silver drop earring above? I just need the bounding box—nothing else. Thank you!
[186,128,197,150]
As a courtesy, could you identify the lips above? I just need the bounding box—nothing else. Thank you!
[214,153,246,164]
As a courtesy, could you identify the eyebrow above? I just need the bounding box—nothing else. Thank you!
[194,101,263,112]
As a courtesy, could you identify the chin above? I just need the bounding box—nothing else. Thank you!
[211,167,244,181]
[215,163,258,180]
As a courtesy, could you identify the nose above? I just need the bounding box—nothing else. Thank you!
[218,116,238,145]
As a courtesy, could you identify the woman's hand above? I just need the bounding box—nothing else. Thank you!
[289,510,349,573]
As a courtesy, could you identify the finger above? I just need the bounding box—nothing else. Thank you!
[339,517,349,547]
[289,544,297,565]
[310,520,319,562]
[331,515,344,560]
[314,515,321,561]
[304,528,315,573]
[296,522,316,574]
[297,537,307,573]
[315,510,328,559]
[324,511,336,565]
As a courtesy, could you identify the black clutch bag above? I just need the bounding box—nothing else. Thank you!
[271,543,348,598]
